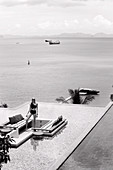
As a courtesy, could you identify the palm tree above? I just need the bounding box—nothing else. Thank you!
[56,88,95,104]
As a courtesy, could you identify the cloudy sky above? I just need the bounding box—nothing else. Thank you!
[0,0,113,35]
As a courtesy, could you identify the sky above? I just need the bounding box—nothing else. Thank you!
[0,0,113,35]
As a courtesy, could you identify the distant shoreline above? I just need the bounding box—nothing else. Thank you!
[1,32,113,39]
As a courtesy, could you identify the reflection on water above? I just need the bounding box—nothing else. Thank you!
[30,127,65,151]
[30,138,39,151]
[30,125,67,152]
[30,136,44,151]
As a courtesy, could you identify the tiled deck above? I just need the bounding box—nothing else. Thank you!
[0,101,112,170]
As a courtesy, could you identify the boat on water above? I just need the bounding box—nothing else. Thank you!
[49,40,60,45]
[45,39,60,45]
[79,88,100,95]
[45,39,51,42]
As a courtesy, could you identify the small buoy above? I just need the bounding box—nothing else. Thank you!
[28,60,30,65]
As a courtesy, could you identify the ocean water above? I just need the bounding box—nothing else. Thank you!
[0,37,113,107]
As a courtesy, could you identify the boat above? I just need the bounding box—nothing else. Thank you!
[45,39,51,42]
[49,40,60,45]
[79,88,100,95]
[45,39,60,45]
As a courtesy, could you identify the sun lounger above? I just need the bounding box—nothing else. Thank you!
[0,114,32,133]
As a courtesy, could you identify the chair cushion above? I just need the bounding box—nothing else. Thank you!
[9,114,24,124]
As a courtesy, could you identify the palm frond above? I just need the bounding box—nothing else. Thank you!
[68,89,74,95]
[56,97,68,103]
[79,97,84,104]
[82,95,95,104]
[56,96,65,102]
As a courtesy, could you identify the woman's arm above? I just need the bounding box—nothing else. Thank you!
[26,105,31,117]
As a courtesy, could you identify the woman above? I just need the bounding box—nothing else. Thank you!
[26,98,38,130]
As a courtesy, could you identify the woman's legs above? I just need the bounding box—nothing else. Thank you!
[33,114,37,129]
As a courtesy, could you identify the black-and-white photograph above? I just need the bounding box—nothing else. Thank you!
[0,0,113,169]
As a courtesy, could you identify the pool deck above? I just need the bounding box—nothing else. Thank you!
[0,101,113,170]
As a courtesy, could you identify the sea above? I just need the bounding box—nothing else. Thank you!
[0,37,113,108]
